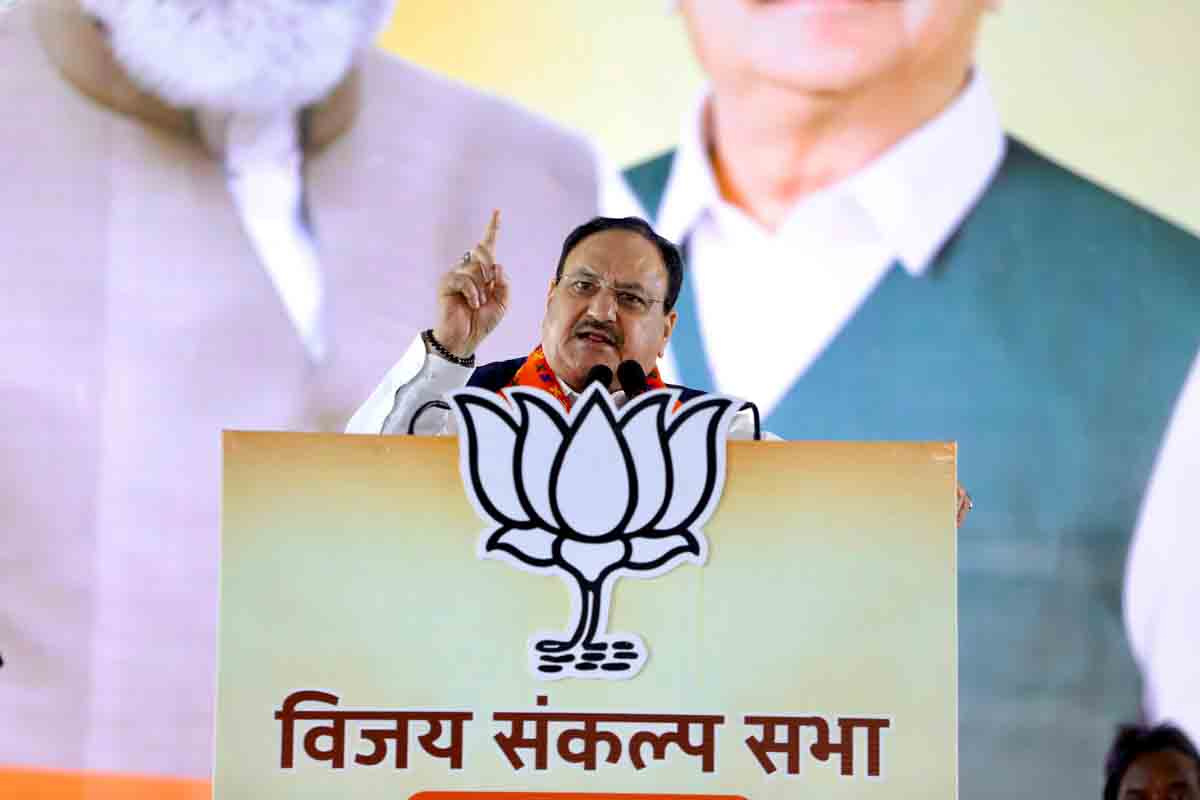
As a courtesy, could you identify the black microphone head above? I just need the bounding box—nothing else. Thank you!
[616,360,648,397]
[584,363,614,390]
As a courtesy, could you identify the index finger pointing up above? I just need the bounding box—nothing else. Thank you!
[483,209,500,251]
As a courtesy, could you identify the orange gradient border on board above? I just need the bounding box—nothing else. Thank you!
[0,767,209,799]
[410,794,746,800]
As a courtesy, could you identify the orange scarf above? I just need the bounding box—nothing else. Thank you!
[506,345,669,411]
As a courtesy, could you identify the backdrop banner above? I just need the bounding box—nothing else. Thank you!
[216,389,957,798]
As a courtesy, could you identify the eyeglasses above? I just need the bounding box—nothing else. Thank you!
[557,272,665,316]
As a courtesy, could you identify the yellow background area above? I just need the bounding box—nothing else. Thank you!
[216,432,956,798]
[379,2,1199,235]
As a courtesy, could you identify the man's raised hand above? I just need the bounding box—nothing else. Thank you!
[433,210,510,358]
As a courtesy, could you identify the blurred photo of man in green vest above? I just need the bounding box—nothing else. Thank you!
[619,2,1200,797]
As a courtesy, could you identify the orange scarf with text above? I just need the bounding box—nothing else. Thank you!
[506,345,670,411]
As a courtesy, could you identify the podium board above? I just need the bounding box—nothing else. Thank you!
[217,390,956,799]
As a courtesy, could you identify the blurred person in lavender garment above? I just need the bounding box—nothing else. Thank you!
[0,0,604,778]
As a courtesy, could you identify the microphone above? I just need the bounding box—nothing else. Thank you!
[616,360,648,399]
[584,364,614,391]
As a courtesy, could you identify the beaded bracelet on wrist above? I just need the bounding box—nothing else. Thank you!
[422,328,476,368]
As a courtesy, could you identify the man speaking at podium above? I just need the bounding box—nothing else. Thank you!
[347,212,973,525]
[348,212,764,439]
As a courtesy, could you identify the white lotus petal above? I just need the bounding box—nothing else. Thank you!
[513,392,566,529]
[560,538,627,584]
[628,533,701,571]
[620,395,670,533]
[485,528,557,567]
[452,395,527,525]
[656,399,734,531]
[552,393,632,538]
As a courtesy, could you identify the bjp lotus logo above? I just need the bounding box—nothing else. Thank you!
[450,385,738,680]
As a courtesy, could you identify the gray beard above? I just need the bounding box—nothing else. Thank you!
[81,0,394,113]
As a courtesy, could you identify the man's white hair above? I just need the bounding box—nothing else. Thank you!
[81,0,396,113]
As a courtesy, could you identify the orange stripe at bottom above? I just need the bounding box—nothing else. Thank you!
[411,794,746,800]
[0,770,742,800]
[0,767,210,799]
